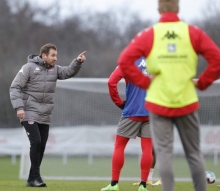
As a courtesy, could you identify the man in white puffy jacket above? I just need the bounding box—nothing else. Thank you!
[10,43,86,187]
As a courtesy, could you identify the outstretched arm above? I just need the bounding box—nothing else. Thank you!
[57,51,86,80]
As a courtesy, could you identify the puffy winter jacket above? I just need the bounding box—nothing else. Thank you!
[10,55,83,124]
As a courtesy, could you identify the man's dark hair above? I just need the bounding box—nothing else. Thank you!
[40,43,57,56]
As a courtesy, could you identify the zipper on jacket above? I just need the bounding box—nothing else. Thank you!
[41,69,48,116]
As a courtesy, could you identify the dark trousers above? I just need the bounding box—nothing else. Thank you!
[23,121,49,181]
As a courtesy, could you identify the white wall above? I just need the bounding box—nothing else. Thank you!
[1,125,220,156]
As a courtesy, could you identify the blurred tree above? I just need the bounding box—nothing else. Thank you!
[1,0,220,127]
[1,0,55,127]
[192,0,220,77]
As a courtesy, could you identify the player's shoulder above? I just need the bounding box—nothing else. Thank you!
[25,62,38,69]
[113,65,123,75]
[26,62,36,66]
[188,24,208,40]
[136,27,153,38]
[18,63,32,74]
[130,27,153,44]
[188,24,204,33]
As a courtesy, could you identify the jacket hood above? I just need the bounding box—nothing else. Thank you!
[27,55,44,64]
[27,54,52,68]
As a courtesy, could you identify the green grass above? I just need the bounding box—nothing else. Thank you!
[39,155,220,178]
[0,179,218,191]
[0,156,219,191]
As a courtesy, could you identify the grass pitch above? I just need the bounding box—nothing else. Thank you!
[0,179,218,191]
[0,156,219,191]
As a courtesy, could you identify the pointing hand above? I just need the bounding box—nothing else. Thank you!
[77,51,86,63]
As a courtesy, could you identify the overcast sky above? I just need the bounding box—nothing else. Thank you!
[29,0,210,22]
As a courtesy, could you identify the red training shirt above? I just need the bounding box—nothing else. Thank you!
[118,13,220,117]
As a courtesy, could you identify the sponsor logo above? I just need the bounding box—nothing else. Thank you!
[162,31,180,40]
[142,69,149,76]
[158,54,187,59]
[138,59,146,68]
[34,67,41,73]
[138,59,149,76]
[48,67,54,72]
[28,121,34,125]
[167,44,176,52]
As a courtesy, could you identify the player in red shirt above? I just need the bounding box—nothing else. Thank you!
[101,57,152,191]
[118,0,220,191]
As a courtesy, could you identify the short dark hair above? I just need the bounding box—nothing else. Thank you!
[40,43,57,56]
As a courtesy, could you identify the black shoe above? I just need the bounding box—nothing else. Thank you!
[33,179,47,187]
[26,179,47,187]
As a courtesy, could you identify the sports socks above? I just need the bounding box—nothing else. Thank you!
[140,137,153,181]
[111,135,153,187]
[148,168,154,180]
[111,135,129,181]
